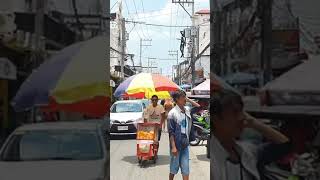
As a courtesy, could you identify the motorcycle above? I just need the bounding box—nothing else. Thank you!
[190,109,210,146]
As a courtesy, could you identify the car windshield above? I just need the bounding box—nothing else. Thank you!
[142,100,150,107]
[0,130,103,161]
[111,102,142,113]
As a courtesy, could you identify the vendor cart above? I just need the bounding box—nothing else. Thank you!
[136,122,160,166]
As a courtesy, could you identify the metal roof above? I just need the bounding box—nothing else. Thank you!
[195,9,210,14]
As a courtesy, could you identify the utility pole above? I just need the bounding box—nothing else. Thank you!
[172,0,196,87]
[212,0,222,77]
[30,0,46,123]
[172,65,175,81]
[139,39,152,72]
[147,57,156,73]
[190,1,196,87]
[169,50,180,85]
[260,0,273,85]
[34,0,45,52]
[120,18,126,80]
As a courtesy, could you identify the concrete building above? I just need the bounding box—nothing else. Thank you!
[194,9,210,80]
[0,0,106,140]
[177,9,210,85]
[110,2,134,83]
[214,0,319,78]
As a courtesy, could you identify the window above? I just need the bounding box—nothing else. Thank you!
[111,103,142,113]
[1,130,103,161]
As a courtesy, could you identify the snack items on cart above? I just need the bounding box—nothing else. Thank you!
[137,131,155,140]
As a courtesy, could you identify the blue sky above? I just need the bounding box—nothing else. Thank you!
[110,0,209,77]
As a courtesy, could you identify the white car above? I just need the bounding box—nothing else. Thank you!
[110,100,145,135]
[0,120,109,180]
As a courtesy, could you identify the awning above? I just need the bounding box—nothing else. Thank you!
[261,55,320,105]
[0,58,17,80]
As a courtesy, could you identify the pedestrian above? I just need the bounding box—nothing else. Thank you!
[163,99,174,132]
[144,95,165,142]
[161,99,165,106]
[167,90,199,180]
[211,90,292,180]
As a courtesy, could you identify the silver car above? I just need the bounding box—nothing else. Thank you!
[0,120,108,180]
[110,100,145,135]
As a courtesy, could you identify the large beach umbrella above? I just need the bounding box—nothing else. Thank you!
[114,73,180,99]
[11,36,110,117]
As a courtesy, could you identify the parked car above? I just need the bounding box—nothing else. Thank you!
[141,99,150,108]
[110,100,144,135]
[0,120,109,180]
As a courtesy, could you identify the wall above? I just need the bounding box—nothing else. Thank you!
[196,55,210,79]
[195,13,210,56]
[194,11,210,80]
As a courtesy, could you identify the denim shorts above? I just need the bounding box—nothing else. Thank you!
[170,147,190,175]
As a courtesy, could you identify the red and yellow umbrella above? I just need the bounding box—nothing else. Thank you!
[114,73,180,99]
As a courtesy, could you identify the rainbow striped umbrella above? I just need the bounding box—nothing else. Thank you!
[114,73,180,99]
[12,36,110,117]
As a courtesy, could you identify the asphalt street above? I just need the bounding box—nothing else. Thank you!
[110,132,210,180]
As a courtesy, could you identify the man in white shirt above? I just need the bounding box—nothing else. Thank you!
[167,90,200,180]
[211,90,291,180]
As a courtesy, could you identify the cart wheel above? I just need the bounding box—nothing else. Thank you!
[141,160,147,167]
[138,158,142,164]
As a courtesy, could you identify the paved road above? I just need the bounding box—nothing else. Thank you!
[110,132,210,180]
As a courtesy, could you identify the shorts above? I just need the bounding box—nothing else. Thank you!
[170,147,190,175]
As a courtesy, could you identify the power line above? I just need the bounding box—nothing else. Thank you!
[133,12,176,20]
[124,0,142,39]
[140,0,151,38]
[136,55,176,61]
[169,3,173,50]
[125,20,191,28]
[132,0,146,38]
[173,4,179,49]
[111,0,118,11]
[132,0,139,16]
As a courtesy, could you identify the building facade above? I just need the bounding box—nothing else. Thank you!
[194,9,210,81]
[0,0,106,139]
